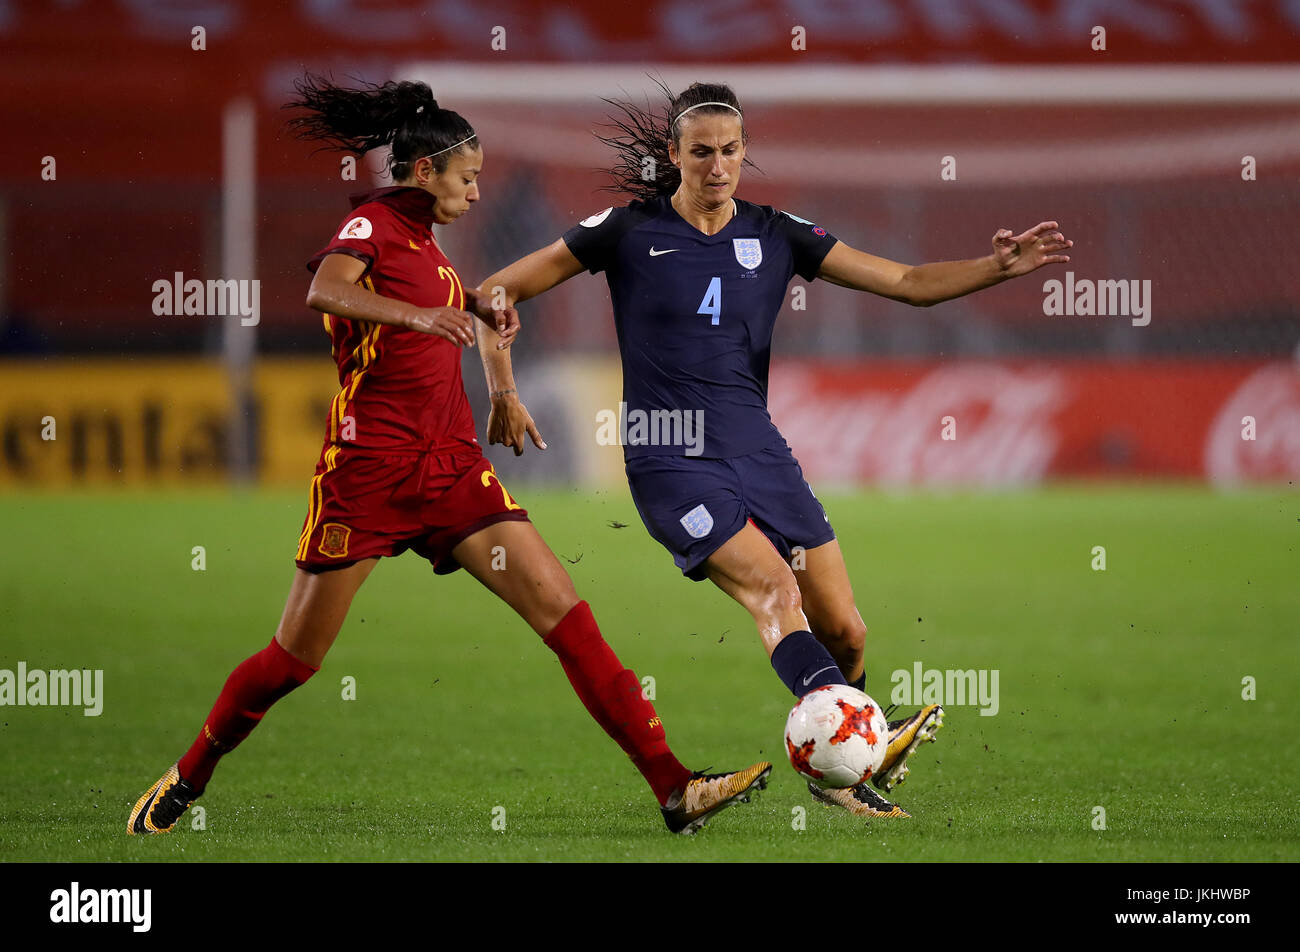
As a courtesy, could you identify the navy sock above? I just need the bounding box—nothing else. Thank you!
[771,631,848,697]
[850,672,866,692]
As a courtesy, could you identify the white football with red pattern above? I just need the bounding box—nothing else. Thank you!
[784,685,888,789]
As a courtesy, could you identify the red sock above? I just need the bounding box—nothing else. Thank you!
[543,601,692,806]
[177,637,319,793]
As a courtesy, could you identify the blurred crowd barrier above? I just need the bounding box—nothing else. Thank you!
[2,357,1295,489]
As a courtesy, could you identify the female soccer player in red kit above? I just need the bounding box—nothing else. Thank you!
[128,78,769,837]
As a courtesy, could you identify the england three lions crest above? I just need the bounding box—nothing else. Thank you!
[733,238,762,270]
[679,504,714,539]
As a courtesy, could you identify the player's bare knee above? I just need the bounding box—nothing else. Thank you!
[840,614,867,655]
[274,630,327,668]
[545,564,580,608]
[825,614,866,656]
[529,579,580,635]
[751,566,802,622]
[547,589,580,625]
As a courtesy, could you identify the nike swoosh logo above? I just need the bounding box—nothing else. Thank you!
[135,787,161,831]
[803,665,839,687]
[648,247,679,256]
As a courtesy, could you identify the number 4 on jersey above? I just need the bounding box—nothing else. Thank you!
[697,276,722,326]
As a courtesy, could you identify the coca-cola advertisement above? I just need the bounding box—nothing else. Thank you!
[767,360,1300,486]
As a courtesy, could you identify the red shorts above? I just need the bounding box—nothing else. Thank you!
[294,445,530,574]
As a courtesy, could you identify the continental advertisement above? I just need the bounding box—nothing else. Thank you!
[0,358,337,488]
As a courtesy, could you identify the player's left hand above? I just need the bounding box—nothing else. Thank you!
[992,221,1072,277]
[488,391,547,455]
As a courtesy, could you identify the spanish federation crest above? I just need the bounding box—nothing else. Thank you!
[679,504,714,539]
[733,238,762,270]
[319,523,352,558]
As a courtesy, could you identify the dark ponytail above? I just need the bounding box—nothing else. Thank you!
[596,79,753,202]
[284,74,477,178]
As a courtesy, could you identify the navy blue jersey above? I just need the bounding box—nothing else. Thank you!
[563,195,838,459]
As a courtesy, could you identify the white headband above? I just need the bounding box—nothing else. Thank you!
[673,102,742,126]
[415,134,477,162]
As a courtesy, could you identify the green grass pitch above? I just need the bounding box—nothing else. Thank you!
[1,485,1296,862]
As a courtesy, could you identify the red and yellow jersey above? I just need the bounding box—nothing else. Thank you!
[307,186,478,455]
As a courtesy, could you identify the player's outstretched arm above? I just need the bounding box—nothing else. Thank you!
[306,253,477,346]
[817,222,1072,307]
[477,238,586,310]
[470,239,585,454]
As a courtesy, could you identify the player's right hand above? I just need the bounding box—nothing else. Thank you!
[463,287,520,349]
[488,391,547,455]
[405,306,476,346]
[484,305,520,349]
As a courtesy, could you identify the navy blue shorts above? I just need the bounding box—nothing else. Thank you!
[625,439,836,581]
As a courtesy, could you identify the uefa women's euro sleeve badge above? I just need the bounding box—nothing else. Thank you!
[338,216,373,240]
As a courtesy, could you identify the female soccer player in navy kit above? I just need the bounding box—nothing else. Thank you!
[472,82,1072,819]
[128,78,770,838]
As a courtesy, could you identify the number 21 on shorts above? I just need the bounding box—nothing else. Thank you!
[697,276,721,326]
[481,466,523,511]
